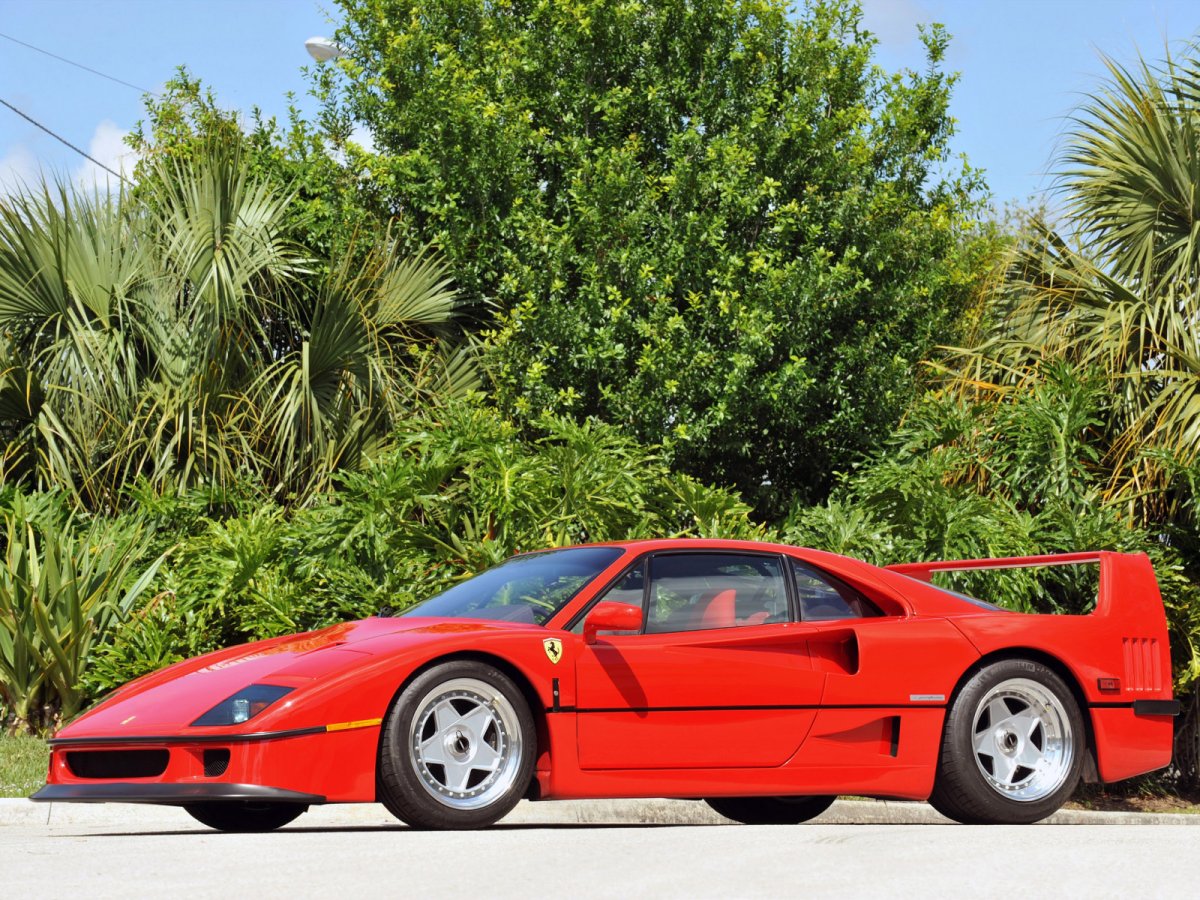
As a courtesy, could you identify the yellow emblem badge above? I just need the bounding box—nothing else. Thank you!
[543,638,564,665]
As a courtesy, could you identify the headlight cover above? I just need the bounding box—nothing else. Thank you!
[191,684,294,727]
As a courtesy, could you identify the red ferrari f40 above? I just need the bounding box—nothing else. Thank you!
[34,540,1180,830]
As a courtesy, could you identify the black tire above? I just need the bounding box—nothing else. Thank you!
[929,658,1085,824]
[184,801,307,832]
[379,659,535,830]
[705,795,836,824]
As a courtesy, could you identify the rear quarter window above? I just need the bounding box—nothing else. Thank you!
[792,560,883,621]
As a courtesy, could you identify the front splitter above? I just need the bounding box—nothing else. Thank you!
[31,782,325,805]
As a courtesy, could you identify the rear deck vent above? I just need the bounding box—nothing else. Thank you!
[66,749,169,779]
[203,749,230,777]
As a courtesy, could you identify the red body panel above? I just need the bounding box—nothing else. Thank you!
[39,540,1179,809]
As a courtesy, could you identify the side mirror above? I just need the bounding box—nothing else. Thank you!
[583,601,643,645]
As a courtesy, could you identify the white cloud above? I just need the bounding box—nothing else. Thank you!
[73,120,140,193]
[0,143,40,197]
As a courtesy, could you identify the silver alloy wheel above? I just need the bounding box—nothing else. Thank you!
[971,677,1074,802]
[408,677,524,811]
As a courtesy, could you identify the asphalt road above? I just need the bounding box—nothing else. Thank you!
[2,800,1196,899]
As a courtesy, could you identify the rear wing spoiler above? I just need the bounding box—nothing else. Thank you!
[885,551,1164,622]
[886,552,1103,582]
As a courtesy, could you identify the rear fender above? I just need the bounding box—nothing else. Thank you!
[892,551,1176,783]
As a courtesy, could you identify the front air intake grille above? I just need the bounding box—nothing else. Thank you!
[1122,637,1163,692]
[66,749,169,779]
[203,749,230,777]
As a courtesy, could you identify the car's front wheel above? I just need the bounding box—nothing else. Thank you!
[378,659,535,830]
[184,801,307,832]
[705,795,836,824]
[929,658,1085,824]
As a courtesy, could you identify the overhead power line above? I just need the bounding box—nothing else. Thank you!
[0,96,130,184]
[0,30,154,94]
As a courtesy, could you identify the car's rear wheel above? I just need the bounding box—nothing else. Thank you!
[379,659,535,830]
[184,801,307,832]
[705,795,836,824]
[929,658,1085,824]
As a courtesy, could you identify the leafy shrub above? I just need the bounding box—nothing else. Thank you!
[0,496,164,732]
[83,401,759,697]
[787,366,1200,688]
[0,147,470,511]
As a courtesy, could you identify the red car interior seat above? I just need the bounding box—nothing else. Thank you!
[699,589,738,629]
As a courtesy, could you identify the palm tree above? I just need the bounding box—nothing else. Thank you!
[0,144,474,509]
[948,46,1200,513]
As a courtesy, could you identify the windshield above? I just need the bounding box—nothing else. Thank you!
[401,547,624,626]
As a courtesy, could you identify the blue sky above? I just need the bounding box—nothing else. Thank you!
[0,0,1197,208]
[861,0,1199,208]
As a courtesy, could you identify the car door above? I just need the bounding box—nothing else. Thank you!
[573,551,827,770]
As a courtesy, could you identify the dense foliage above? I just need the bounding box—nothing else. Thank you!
[2,0,1199,795]
[78,403,757,700]
[0,491,162,731]
[318,0,998,514]
[788,367,1200,687]
[0,147,470,509]
[789,45,1200,784]
[127,71,387,265]
[947,50,1200,524]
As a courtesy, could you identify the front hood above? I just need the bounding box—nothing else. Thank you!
[60,616,540,738]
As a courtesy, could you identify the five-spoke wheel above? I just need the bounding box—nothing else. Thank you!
[379,660,534,829]
[930,659,1085,824]
[970,677,1074,801]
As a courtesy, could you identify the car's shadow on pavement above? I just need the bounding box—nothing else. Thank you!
[60,821,725,837]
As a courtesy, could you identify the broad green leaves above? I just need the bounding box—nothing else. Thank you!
[0,497,163,731]
[950,48,1200,515]
[80,402,759,697]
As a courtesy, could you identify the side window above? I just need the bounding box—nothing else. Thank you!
[792,560,881,621]
[645,553,788,634]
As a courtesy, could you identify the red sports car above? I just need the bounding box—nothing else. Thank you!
[34,540,1179,830]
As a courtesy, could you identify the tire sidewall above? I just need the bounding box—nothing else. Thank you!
[941,658,1085,824]
[380,659,535,830]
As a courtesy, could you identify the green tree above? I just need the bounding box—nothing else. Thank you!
[127,70,388,265]
[316,0,997,516]
[0,145,470,510]
[947,47,1200,520]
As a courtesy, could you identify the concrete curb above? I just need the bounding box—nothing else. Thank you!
[2,796,1197,828]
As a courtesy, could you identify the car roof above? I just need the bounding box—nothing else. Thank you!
[531,538,1004,619]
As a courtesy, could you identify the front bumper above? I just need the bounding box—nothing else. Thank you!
[36,723,381,805]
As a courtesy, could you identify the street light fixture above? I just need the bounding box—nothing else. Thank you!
[305,36,345,62]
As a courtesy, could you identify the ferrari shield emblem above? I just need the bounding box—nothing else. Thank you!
[543,638,564,665]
